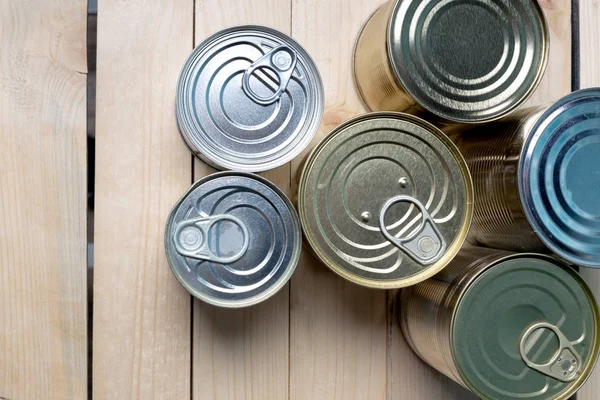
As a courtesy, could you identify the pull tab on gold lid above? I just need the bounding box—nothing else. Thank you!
[379,195,446,266]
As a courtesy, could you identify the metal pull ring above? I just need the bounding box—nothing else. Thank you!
[519,322,582,382]
[173,214,250,264]
[379,196,446,265]
[242,45,297,105]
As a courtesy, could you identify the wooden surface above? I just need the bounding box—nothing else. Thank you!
[578,1,600,399]
[2,0,598,399]
[524,0,572,106]
[93,1,193,399]
[191,4,292,400]
[0,0,88,399]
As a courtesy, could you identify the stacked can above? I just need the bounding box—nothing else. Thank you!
[165,26,323,307]
[165,172,301,307]
[176,25,323,172]
[297,112,473,288]
[162,5,600,397]
[350,0,600,398]
[354,0,549,125]
[401,246,600,400]
[454,88,600,267]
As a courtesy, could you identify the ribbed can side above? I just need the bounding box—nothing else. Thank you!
[454,107,548,251]
[353,1,421,115]
[401,280,464,386]
[400,247,513,389]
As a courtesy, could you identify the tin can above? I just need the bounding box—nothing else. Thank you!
[401,246,600,400]
[298,112,473,288]
[454,88,600,268]
[353,0,549,125]
[165,172,301,307]
[176,25,324,172]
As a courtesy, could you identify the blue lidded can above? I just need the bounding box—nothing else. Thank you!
[454,88,600,268]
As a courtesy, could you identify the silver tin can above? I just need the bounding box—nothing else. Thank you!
[454,88,600,267]
[165,172,301,307]
[298,112,473,288]
[176,25,324,172]
[353,0,549,125]
[401,246,600,400]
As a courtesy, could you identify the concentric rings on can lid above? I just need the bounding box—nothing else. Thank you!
[519,88,600,268]
[388,0,548,123]
[298,112,473,288]
[165,172,301,307]
[176,26,324,172]
[452,255,600,400]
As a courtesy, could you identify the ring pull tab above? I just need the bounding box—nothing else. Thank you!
[519,322,582,382]
[379,196,446,266]
[173,214,249,264]
[242,45,297,105]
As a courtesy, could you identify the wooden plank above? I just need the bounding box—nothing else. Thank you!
[289,1,389,399]
[192,3,292,400]
[93,1,193,399]
[524,0,573,107]
[0,1,87,398]
[577,1,600,398]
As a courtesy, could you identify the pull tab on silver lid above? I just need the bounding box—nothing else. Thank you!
[173,214,250,264]
[242,45,298,105]
[379,196,446,265]
[519,322,582,382]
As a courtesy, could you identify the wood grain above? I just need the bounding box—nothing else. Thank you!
[93,1,193,399]
[289,1,389,399]
[192,2,292,400]
[524,0,572,107]
[0,0,87,399]
[577,1,600,399]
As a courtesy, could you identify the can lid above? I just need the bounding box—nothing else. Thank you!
[452,255,600,400]
[176,26,324,172]
[519,89,600,267]
[298,112,473,288]
[165,172,301,307]
[388,0,548,123]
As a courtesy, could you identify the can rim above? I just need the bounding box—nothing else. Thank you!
[385,0,550,124]
[449,253,600,400]
[164,171,302,308]
[298,111,474,289]
[175,25,325,173]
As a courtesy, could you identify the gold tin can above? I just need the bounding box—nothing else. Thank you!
[353,0,549,125]
[454,89,600,268]
[401,246,600,400]
[298,112,473,288]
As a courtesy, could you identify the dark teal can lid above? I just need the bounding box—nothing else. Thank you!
[519,88,600,267]
[452,255,599,400]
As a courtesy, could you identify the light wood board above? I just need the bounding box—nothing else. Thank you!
[577,1,600,399]
[0,0,87,399]
[93,1,193,399]
[524,0,572,107]
[191,2,292,400]
[288,1,388,399]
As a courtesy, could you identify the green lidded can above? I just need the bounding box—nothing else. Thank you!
[401,246,600,400]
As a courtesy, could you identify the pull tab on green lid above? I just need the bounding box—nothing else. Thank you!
[452,256,599,400]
